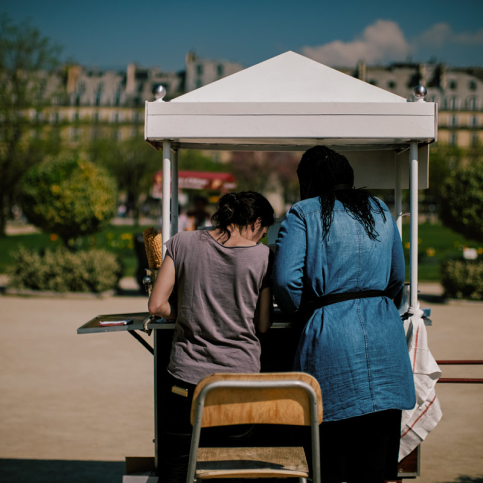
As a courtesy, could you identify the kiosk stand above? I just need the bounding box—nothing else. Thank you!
[79,51,437,481]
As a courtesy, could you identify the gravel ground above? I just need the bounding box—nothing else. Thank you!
[0,285,481,483]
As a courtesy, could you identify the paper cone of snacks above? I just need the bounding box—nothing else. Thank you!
[143,227,163,270]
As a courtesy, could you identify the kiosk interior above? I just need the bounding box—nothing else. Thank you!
[78,51,437,481]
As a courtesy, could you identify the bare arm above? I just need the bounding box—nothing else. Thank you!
[148,255,176,320]
[255,286,273,333]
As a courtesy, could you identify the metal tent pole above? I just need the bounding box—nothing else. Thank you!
[409,141,419,309]
[171,148,179,236]
[154,139,172,475]
[395,153,403,239]
[162,140,171,257]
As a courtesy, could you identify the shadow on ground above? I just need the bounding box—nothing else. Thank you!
[419,293,447,304]
[116,287,148,297]
[0,282,148,298]
[0,459,125,483]
[438,477,483,483]
[1,459,482,483]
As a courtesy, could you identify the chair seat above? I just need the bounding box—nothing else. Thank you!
[195,446,309,479]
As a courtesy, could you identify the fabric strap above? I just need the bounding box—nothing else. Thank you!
[301,290,388,315]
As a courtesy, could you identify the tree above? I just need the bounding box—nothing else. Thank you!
[88,136,162,224]
[440,156,483,243]
[89,137,226,224]
[178,149,221,172]
[20,156,117,247]
[423,144,461,206]
[0,15,62,236]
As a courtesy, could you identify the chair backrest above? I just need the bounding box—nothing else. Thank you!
[190,372,323,428]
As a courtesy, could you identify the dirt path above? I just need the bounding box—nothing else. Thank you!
[0,290,482,482]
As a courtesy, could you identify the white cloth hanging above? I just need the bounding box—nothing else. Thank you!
[399,302,443,461]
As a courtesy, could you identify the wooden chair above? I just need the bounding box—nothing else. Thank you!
[186,372,323,483]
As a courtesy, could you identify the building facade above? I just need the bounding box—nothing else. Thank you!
[348,61,483,148]
[13,54,483,149]
[184,51,243,93]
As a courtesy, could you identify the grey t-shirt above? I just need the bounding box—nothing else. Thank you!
[165,229,271,384]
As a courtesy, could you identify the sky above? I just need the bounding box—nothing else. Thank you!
[2,0,483,72]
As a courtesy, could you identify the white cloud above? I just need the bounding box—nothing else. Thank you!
[454,30,483,44]
[301,20,411,67]
[415,23,483,48]
[302,20,483,68]
[416,23,453,48]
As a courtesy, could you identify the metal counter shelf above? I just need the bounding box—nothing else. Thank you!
[77,308,293,335]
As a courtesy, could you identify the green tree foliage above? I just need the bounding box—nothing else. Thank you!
[440,157,483,243]
[424,144,461,206]
[0,15,63,236]
[88,137,163,224]
[88,139,224,223]
[20,156,117,247]
[178,150,221,172]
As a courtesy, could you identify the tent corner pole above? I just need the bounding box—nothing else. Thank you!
[171,148,179,236]
[162,140,171,258]
[394,153,403,239]
[409,141,419,310]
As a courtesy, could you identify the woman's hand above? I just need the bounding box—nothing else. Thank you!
[148,255,177,320]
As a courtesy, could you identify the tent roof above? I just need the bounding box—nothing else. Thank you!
[144,52,437,188]
[172,51,406,104]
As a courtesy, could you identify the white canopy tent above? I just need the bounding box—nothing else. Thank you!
[144,51,438,311]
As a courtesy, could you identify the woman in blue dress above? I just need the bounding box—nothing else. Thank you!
[272,146,416,483]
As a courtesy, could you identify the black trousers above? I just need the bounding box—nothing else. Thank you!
[158,371,252,483]
[317,409,402,483]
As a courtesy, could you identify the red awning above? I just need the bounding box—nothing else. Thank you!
[153,170,236,192]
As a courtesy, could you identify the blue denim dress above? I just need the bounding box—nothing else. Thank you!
[272,197,416,422]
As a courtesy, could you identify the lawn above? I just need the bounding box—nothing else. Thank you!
[0,222,481,282]
[401,222,482,281]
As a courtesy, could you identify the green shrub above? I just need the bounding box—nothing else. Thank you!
[440,257,483,300]
[7,246,122,293]
[440,158,483,243]
[20,156,117,246]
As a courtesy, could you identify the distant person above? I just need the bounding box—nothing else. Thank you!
[187,195,211,230]
[272,146,416,483]
[159,208,191,234]
[117,204,127,218]
[148,191,275,483]
[177,207,191,232]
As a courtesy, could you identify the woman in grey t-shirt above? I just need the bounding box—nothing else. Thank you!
[148,191,274,483]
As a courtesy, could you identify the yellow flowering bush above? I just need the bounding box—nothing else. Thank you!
[20,157,117,247]
[7,246,122,293]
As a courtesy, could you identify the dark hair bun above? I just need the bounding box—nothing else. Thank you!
[212,191,274,240]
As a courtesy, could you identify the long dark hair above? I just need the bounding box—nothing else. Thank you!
[211,191,275,241]
[297,146,386,241]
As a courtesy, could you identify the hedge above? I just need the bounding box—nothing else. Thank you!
[440,257,483,301]
[7,246,122,293]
